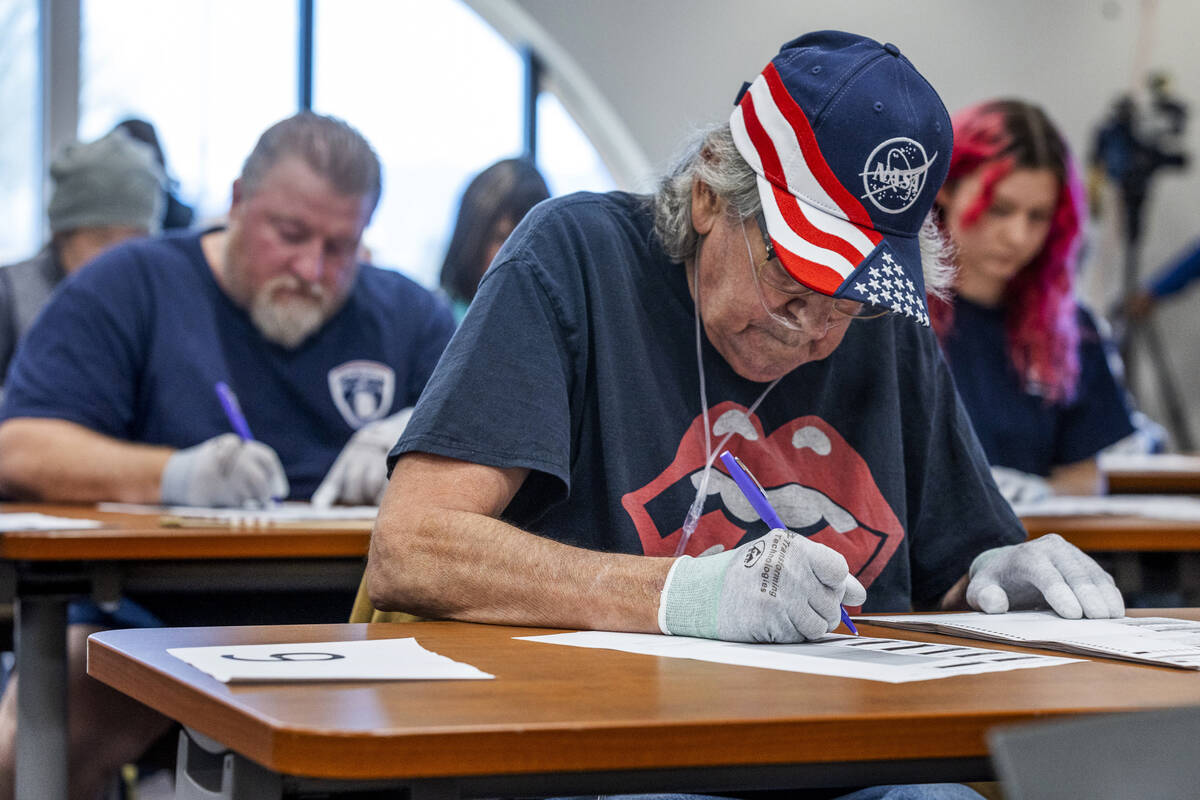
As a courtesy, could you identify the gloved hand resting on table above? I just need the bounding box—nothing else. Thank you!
[966,533,1125,619]
[990,465,1053,505]
[658,528,867,642]
[160,433,289,508]
[311,407,414,507]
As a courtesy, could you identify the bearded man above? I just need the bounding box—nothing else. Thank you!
[0,111,453,509]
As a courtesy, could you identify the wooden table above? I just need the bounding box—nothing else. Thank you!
[0,503,372,800]
[88,612,1200,800]
[1107,471,1200,494]
[1021,514,1200,551]
[1102,454,1200,495]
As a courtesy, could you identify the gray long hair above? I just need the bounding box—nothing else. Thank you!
[652,123,758,264]
[651,122,954,297]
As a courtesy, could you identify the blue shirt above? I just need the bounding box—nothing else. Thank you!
[942,297,1135,476]
[2,229,455,499]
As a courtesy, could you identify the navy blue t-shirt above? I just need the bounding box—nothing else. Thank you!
[393,192,1024,613]
[942,297,1135,477]
[2,229,455,499]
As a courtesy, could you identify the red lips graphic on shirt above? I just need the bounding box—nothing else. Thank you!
[621,401,904,592]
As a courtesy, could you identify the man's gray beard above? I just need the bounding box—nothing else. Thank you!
[249,280,328,349]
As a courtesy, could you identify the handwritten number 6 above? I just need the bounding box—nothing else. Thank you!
[221,652,345,662]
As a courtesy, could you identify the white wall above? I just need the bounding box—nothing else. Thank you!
[512,0,1200,448]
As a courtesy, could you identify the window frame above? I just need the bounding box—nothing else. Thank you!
[37,0,643,245]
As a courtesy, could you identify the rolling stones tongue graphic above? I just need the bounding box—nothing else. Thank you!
[621,401,903,593]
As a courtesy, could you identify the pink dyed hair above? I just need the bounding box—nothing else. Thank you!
[930,99,1086,403]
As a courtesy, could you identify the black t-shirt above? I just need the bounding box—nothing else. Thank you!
[394,192,1024,612]
[942,297,1135,476]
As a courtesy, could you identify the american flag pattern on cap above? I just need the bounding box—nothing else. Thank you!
[730,62,929,326]
[852,252,927,326]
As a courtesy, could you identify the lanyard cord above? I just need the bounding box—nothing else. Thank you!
[674,233,781,557]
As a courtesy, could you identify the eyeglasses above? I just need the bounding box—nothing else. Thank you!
[745,212,889,322]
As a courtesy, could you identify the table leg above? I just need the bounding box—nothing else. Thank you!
[14,595,68,800]
[175,727,461,800]
[176,727,281,800]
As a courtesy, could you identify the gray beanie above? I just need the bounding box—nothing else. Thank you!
[47,128,166,235]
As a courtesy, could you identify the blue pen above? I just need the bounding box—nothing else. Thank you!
[214,381,255,441]
[719,450,858,635]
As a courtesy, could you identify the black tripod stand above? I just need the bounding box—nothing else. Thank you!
[1094,87,1193,449]
[1116,207,1194,451]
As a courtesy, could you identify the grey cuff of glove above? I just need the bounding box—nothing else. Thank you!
[657,554,727,639]
[160,450,192,505]
[969,544,1016,578]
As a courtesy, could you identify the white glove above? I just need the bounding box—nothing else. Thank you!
[966,533,1125,619]
[160,433,289,508]
[310,407,414,507]
[990,465,1053,505]
[658,528,868,642]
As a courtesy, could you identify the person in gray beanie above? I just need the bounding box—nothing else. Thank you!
[0,127,163,385]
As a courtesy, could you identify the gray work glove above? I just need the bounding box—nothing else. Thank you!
[310,407,414,507]
[160,433,289,508]
[990,465,1053,505]
[966,533,1125,619]
[657,528,868,643]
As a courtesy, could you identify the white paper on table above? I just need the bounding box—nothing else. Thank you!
[0,513,103,531]
[1099,452,1200,473]
[1009,494,1200,520]
[167,637,493,683]
[98,501,378,522]
[858,612,1200,669]
[516,630,1077,684]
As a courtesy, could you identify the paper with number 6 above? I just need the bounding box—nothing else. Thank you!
[167,637,493,682]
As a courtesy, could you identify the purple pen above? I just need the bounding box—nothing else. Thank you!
[214,381,255,441]
[719,450,858,635]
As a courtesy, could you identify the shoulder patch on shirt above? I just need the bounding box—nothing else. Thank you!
[328,360,395,429]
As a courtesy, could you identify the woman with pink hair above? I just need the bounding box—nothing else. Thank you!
[931,99,1135,502]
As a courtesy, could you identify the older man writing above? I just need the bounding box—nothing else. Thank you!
[363,32,1121,800]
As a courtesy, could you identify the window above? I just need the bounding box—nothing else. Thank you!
[78,0,298,226]
[47,0,617,288]
[0,0,39,263]
[538,89,616,198]
[315,0,614,288]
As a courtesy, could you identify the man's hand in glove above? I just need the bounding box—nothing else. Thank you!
[311,408,414,507]
[160,433,289,508]
[967,533,1124,619]
[658,528,867,642]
